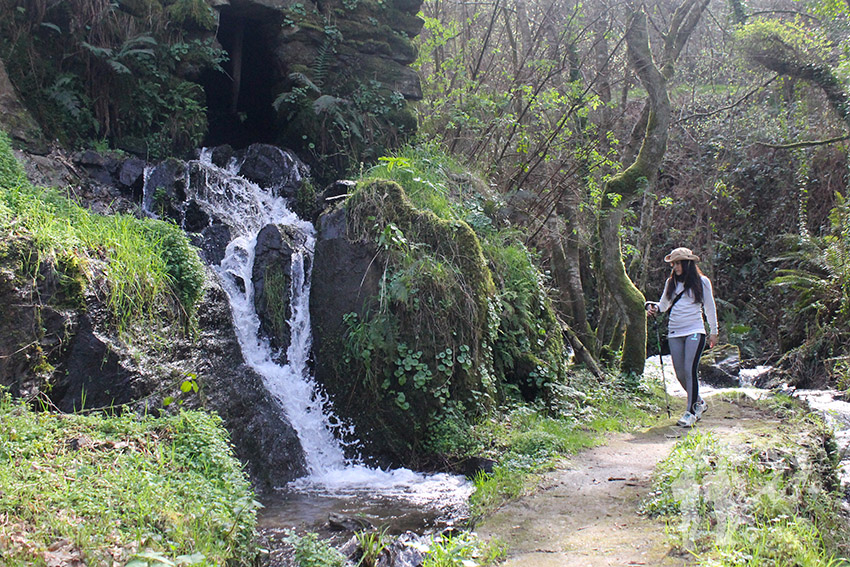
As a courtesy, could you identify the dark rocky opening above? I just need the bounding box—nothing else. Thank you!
[201,6,282,149]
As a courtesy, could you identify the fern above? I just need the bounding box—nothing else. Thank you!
[770,192,850,383]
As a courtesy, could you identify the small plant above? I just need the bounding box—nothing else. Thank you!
[284,531,347,567]
[163,372,200,407]
[423,530,505,567]
[355,527,391,567]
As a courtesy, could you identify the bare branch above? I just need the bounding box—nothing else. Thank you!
[756,135,850,149]
[674,74,780,123]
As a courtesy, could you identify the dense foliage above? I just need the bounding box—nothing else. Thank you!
[0,0,226,158]
[0,394,259,566]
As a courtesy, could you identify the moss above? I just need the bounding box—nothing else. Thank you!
[342,179,497,447]
[55,251,87,309]
[294,179,318,220]
[348,178,495,337]
[385,106,418,133]
[260,262,292,345]
[166,0,217,30]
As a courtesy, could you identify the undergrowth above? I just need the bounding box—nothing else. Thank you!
[0,394,259,566]
[0,132,205,333]
[641,394,849,566]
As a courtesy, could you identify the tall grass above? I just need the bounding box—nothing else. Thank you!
[0,132,204,332]
[0,394,259,566]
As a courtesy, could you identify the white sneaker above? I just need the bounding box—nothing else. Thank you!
[694,399,708,420]
[677,412,697,428]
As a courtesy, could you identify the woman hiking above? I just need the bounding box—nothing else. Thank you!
[647,247,719,428]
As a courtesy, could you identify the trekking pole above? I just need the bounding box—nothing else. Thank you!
[646,302,671,418]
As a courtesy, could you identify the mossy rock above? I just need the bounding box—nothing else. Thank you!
[700,343,741,387]
[311,180,499,461]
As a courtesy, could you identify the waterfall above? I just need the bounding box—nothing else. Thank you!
[151,148,470,512]
[181,149,350,476]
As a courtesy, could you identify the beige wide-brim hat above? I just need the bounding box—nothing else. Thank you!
[664,247,700,263]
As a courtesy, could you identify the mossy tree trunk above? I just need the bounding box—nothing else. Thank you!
[598,0,709,376]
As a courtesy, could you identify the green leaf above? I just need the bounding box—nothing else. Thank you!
[130,551,176,566]
[176,552,206,565]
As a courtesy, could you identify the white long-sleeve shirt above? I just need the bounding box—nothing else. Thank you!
[657,275,718,338]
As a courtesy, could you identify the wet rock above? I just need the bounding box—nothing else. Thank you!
[145,157,187,221]
[178,272,309,489]
[237,144,308,199]
[311,205,384,455]
[209,144,236,169]
[118,158,146,199]
[252,224,305,354]
[191,224,231,266]
[51,313,151,412]
[183,200,211,233]
[328,513,374,532]
[151,271,310,486]
[699,343,741,387]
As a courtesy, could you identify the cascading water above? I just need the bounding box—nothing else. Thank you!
[157,148,470,529]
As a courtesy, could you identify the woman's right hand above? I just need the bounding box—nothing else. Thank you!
[645,302,659,317]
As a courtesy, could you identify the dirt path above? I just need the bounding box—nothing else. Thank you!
[476,392,780,566]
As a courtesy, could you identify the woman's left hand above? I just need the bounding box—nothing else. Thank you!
[708,334,719,348]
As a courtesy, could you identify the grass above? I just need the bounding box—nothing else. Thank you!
[422,530,505,567]
[641,395,850,566]
[0,131,204,334]
[365,143,469,221]
[0,394,259,566]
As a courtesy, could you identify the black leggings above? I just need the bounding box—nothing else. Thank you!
[668,333,706,414]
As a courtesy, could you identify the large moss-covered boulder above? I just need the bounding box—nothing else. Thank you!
[311,179,498,464]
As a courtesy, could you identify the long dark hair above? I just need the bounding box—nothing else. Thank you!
[664,260,704,303]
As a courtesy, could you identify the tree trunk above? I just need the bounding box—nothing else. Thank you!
[549,230,595,351]
[597,0,709,376]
